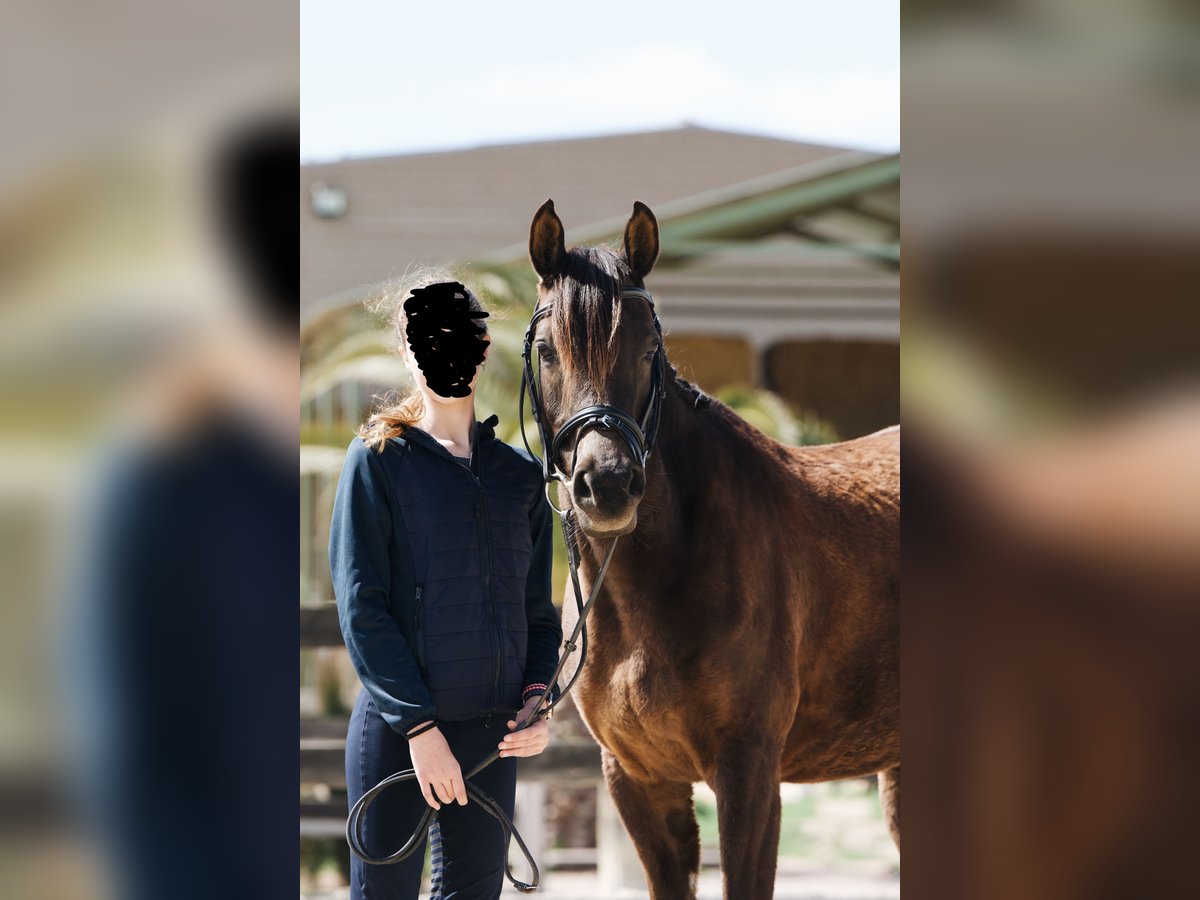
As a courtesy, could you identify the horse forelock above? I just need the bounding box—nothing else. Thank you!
[548,246,631,388]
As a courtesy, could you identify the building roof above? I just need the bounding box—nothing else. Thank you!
[300,125,865,308]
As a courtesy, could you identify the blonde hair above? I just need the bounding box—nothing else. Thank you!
[357,266,489,451]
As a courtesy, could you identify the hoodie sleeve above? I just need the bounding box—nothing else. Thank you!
[522,483,563,702]
[329,438,437,735]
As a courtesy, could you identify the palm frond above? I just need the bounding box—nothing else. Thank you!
[713,384,839,446]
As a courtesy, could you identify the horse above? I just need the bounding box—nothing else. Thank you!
[525,199,900,899]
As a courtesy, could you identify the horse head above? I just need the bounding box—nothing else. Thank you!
[527,198,664,537]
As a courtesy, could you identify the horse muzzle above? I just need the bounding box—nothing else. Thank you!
[569,462,645,535]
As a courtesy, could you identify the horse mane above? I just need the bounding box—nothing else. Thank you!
[548,246,628,387]
[667,360,713,410]
[548,245,712,410]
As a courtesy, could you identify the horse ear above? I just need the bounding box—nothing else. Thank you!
[623,201,659,280]
[529,199,566,282]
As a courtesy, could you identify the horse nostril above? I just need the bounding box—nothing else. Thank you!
[617,467,633,492]
[628,467,646,499]
[601,469,633,500]
[575,472,594,503]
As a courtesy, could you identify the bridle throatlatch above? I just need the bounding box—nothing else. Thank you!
[346,286,667,893]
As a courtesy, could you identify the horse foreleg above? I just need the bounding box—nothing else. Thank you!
[879,765,900,851]
[601,748,700,900]
[710,743,783,900]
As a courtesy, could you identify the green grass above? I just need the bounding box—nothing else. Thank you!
[694,779,895,866]
[777,792,820,858]
[695,791,818,857]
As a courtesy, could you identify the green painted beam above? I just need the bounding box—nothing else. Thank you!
[657,156,901,249]
[659,237,900,265]
[473,151,899,270]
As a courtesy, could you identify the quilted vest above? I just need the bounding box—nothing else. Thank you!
[394,417,537,719]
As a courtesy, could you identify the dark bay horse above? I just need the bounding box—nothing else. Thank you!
[526,199,899,899]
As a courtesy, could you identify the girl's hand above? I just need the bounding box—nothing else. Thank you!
[498,695,551,758]
[407,724,467,810]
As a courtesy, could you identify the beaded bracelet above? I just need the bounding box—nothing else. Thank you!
[521,683,550,704]
[405,719,439,740]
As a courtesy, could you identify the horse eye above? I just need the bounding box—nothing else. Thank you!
[537,344,558,365]
[644,345,660,361]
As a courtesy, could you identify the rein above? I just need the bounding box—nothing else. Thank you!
[346,286,665,892]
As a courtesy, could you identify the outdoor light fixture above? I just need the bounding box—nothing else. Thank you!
[309,181,347,219]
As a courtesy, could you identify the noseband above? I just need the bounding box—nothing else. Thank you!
[519,286,667,507]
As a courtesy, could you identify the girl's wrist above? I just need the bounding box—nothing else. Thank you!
[521,683,550,704]
[521,684,554,720]
[405,719,439,740]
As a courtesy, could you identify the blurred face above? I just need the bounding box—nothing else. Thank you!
[397,281,491,407]
[402,282,490,399]
[402,327,490,406]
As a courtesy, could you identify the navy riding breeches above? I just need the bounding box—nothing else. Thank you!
[346,690,518,900]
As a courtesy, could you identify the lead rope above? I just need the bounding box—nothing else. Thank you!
[345,506,620,893]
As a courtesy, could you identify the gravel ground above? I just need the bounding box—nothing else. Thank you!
[303,781,900,899]
[528,865,899,899]
[307,869,900,900]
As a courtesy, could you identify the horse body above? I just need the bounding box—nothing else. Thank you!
[563,396,899,897]
[527,199,898,898]
[571,407,898,759]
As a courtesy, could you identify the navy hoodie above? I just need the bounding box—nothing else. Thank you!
[329,414,561,735]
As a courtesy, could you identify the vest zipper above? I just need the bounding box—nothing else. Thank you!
[470,443,503,711]
[433,429,503,714]
[413,584,426,671]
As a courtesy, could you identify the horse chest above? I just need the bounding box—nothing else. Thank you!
[579,647,709,782]
[597,650,658,715]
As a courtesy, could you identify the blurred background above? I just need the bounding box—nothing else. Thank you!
[300,1,899,898]
[903,1,1200,898]
[0,2,298,899]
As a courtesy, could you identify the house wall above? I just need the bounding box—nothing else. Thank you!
[659,333,898,441]
[767,340,899,440]
[664,334,755,390]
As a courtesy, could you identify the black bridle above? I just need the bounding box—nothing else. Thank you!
[519,286,667,512]
[346,285,667,893]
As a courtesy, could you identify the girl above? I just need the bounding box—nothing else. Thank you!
[329,274,561,899]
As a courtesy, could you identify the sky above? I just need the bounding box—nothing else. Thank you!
[301,1,898,162]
